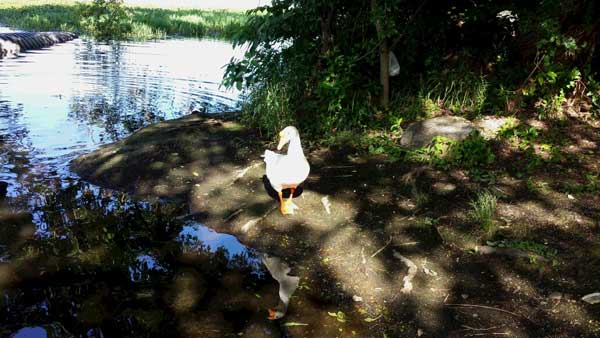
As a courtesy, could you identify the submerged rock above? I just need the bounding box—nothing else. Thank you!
[400,116,475,148]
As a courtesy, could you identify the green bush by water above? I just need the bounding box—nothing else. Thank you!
[79,0,132,40]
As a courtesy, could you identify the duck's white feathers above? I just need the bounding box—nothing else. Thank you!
[264,149,309,192]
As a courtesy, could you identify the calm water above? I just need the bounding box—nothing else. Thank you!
[0,37,287,337]
[0,37,242,196]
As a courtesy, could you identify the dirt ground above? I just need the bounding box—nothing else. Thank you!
[71,113,600,338]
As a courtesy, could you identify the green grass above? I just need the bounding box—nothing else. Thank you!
[390,67,489,121]
[0,0,247,40]
[469,190,498,234]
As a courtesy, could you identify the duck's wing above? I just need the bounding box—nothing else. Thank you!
[263,150,285,166]
[264,150,286,187]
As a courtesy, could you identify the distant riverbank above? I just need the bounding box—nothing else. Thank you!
[0,0,248,40]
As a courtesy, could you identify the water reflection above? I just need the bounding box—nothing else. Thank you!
[0,183,277,337]
[179,223,262,272]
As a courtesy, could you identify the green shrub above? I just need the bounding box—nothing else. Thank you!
[79,0,132,40]
[449,132,496,168]
[405,132,495,171]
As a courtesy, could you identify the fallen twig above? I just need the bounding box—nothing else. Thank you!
[444,303,530,322]
[229,162,261,186]
[475,245,548,262]
[224,208,244,222]
[240,205,277,232]
[393,251,417,294]
[395,241,419,246]
[321,196,332,214]
[461,325,502,331]
[371,237,393,258]
[465,333,509,337]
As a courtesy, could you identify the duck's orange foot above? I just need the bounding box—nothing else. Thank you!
[280,199,299,215]
[267,308,279,320]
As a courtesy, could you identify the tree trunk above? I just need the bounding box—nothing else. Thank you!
[320,9,334,54]
[380,38,390,107]
[371,0,390,108]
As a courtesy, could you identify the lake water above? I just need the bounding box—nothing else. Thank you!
[0,37,288,337]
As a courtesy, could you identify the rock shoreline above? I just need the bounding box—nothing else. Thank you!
[0,31,78,59]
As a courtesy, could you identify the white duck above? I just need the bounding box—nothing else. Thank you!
[264,126,310,215]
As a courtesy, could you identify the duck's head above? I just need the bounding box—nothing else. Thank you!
[277,126,300,150]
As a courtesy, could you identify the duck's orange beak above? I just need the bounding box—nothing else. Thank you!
[277,131,287,150]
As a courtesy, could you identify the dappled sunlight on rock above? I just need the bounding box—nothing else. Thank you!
[96,153,125,175]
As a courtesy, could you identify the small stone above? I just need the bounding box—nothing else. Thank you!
[461,294,469,299]
[549,292,563,301]
[417,328,424,337]
[352,295,363,302]
[582,292,600,304]
[423,267,438,277]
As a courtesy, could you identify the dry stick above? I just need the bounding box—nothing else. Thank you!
[519,52,545,90]
[224,208,244,222]
[396,241,419,246]
[393,251,417,294]
[461,325,502,331]
[229,162,261,186]
[370,236,393,258]
[475,245,548,262]
[444,303,532,322]
[240,205,277,232]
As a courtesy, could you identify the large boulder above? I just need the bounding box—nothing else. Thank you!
[400,116,475,148]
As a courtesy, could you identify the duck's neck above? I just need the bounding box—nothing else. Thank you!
[287,136,305,157]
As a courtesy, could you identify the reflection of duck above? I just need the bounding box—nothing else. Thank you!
[143,110,156,121]
[264,126,310,215]
[191,102,209,115]
[261,253,300,320]
[122,116,142,133]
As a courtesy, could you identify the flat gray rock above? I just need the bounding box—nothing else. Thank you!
[400,116,475,148]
